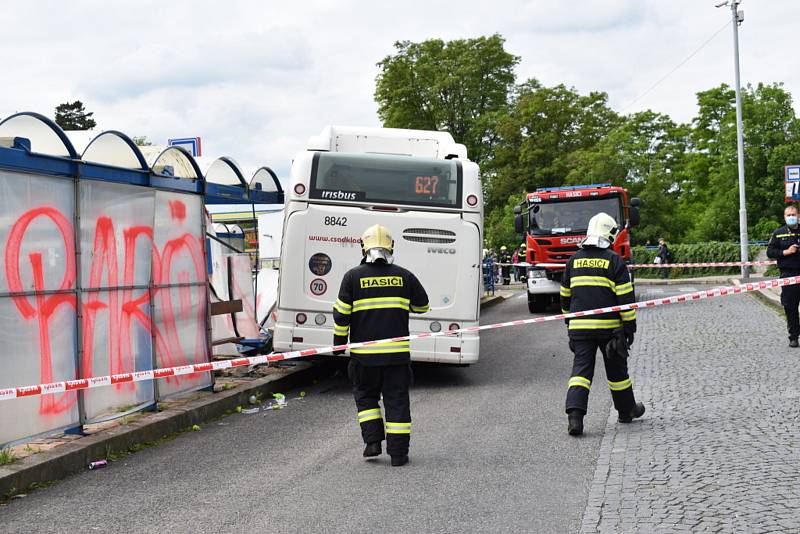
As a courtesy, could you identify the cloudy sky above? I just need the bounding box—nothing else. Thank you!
[1,0,796,180]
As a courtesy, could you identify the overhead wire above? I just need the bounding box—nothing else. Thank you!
[621,20,732,112]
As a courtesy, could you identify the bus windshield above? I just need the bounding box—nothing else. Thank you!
[528,197,622,235]
[310,152,462,208]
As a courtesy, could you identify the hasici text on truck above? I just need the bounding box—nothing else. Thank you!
[273,126,484,365]
[513,184,641,313]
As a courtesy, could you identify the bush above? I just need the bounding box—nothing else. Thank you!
[631,242,763,279]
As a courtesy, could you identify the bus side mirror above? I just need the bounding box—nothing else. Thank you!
[514,214,524,234]
[629,207,640,228]
[630,197,642,207]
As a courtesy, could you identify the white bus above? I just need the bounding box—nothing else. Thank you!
[273,126,483,364]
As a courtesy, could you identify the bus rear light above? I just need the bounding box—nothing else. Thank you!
[292,336,304,343]
[294,183,306,195]
[450,347,461,353]
[430,321,442,332]
[466,194,478,207]
[314,314,326,325]
[296,313,307,325]
[448,323,460,331]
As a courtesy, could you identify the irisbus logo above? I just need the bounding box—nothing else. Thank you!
[320,190,357,200]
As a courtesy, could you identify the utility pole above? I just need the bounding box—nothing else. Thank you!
[718,0,748,278]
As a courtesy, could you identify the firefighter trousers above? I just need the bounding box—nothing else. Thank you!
[780,282,800,340]
[349,360,412,457]
[565,337,637,416]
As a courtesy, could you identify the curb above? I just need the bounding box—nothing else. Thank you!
[0,359,339,499]
[634,277,735,286]
[733,278,784,314]
[480,295,507,310]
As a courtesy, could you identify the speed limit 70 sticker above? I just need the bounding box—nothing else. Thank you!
[310,278,328,296]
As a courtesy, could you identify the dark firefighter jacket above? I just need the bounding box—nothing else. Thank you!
[767,225,800,274]
[559,246,636,339]
[332,261,429,366]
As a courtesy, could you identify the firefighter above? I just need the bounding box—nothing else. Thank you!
[560,212,645,436]
[499,245,512,285]
[766,204,800,347]
[332,224,430,466]
[517,243,528,282]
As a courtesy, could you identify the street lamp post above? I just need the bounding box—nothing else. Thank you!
[720,0,749,278]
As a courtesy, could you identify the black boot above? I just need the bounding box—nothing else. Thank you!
[391,455,409,467]
[619,402,646,423]
[363,441,382,457]
[790,338,798,348]
[567,411,584,436]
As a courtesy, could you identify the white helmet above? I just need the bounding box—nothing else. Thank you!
[582,212,619,249]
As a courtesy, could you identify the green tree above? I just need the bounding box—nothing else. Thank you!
[54,100,96,130]
[132,136,153,147]
[374,34,519,165]
[484,80,620,215]
[684,83,800,242]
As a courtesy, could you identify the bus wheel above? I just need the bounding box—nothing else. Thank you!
[528,294,548,313]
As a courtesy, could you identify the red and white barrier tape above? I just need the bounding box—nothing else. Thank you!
[1,276,797,402]
[628,260,775,269]
[502,260,777,269]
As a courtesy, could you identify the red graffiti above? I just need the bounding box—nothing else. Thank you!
[3,199,209,416]
[4,207,78,415]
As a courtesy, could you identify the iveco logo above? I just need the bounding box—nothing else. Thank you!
[427,247,456,254]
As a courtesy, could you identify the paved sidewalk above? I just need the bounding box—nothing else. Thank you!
[580,289,800,533]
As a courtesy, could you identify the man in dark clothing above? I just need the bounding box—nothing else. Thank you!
[560,212,645,436]
[332,224,429,466]
[656,238,671,280]
[767,205,800,347]
[499,245,512,285]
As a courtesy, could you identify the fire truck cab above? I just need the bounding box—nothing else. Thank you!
[513,184,641,313]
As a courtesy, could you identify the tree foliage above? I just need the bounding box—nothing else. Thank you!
[54,100,96,130]
[373,35,800,248]
[375,34,518,165]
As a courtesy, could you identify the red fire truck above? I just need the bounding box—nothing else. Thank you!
[513,184,641,313]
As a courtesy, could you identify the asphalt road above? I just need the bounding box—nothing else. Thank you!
[0,291,614,533]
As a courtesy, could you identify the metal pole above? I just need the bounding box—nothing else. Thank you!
[731,0,749,279]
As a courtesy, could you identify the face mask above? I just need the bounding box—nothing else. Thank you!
[787,215,798,226]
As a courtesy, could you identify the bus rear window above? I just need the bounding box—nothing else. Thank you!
[310,152,462,208]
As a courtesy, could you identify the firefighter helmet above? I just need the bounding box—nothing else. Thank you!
[361,224,393,253]
[500,245,507,251]
[582,212,619,249]
[520,243,526,249]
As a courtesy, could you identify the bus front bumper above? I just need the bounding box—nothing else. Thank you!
[273,321,479,365]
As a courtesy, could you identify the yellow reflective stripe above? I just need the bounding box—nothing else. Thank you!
[775,233,796,238]
[352,297,410,312]
[358,408,382,423]
[334,299,352,315]
[568,376,591,390]
[620,310,636,321]
[568,318,622,330]
[351,341,410,354]
[561,308,569,314]
[571,276,615,289]
[410,303,430,313]
[608,378,632,391]
[615,282,633,296]
[385,421,412,434]
[560,286,571,297]
[333,323,350,335]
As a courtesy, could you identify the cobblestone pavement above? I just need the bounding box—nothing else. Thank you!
[580,288,800,533]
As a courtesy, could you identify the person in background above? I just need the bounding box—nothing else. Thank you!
[511,246,520,282]
[656,238,672,280]
[767,205,800,347]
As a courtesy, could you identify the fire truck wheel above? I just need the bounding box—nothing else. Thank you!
[528,294,548,313]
